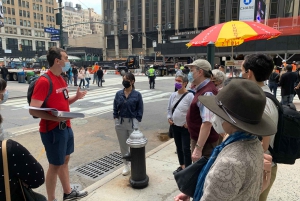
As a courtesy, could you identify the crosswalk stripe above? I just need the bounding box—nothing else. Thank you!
[5,87,172,117]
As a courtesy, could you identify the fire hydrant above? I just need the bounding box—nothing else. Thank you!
[125,128,149,189]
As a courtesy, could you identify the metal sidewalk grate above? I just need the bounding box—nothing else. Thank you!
[72,152,123,181]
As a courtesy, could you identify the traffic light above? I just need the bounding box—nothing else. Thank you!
[56,13,62,25]
[118,29,123,35]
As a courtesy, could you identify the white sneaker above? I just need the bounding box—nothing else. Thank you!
[122,164,131,176]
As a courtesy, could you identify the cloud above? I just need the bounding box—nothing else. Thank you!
[64,0,102,14]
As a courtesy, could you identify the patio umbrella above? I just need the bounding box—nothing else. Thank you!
[186,20,281,58]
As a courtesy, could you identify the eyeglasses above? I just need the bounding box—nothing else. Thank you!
[216,99,236,124]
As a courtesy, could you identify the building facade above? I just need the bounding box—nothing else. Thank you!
[0,0,58,56]
[102,0,300,61]
[63,2,103,49]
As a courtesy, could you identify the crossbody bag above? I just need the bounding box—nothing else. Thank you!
[168,92,189,138]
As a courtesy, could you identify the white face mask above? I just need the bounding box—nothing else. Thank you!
[211,114,225,134]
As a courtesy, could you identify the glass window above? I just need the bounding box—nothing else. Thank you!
[284,0,294,17]
[231,0,239,20]
[46,6,48,12]
[270,0,278,19]
[220,0,226,23]
[41,14,43,20]
[7,7,11,14]
[18,0,21,6]
[19,9,22,16]
[34,12,36,19]
[36,4,39,11]
[11,8,15,15]
[23,10,26,16]
[40,5,43,11]
[22,0,25,7]
[26,1,29,8]
[12,18,16,25]
[11,0,14,5]
[24,20,27,26]
[8,17,11,24]
[28,21,30,27]
[13,28,17,34]
[28,30,31,36]
[34,22,37,28]
[3,6,6,14]
[21,29,24,35]
[37,13,40,19]
[27,11,30,18]
[198,0,204,27]
[20,19,23,26]
[33,3,36,10]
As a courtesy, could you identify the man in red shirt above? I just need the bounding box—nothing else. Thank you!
[29,47,87,201]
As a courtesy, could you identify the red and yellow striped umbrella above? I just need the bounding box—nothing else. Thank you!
[186,20,281,48]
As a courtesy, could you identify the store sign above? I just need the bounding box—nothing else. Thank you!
[176,30,202,36]
[239,0,255,21]
[225,60,244,68]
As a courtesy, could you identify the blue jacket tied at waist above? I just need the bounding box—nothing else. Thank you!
[113,89,144,122]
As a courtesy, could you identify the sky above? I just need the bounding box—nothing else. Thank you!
[65,0,102,14]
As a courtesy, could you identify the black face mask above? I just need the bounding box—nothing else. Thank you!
[122,80,131,88]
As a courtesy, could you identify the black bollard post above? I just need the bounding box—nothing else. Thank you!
[126,129,149,189]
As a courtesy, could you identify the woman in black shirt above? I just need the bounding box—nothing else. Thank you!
[0,139,45,200]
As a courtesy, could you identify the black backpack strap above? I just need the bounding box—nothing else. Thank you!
[264,92,283,156]
[264,92,283,113]
[41,73,53,107]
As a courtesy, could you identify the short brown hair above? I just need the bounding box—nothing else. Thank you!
[47,47,66,67]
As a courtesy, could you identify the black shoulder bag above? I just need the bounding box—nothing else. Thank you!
[168,92,189,138]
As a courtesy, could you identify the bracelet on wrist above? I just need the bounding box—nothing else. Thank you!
[195,143,204,149]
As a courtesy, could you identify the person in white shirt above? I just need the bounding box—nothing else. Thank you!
[241,54,279,201]
[167,73,194,174]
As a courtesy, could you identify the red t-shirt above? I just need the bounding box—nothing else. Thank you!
[31,70,71,132]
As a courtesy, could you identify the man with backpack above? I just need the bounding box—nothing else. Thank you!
[240,54,278,201]
[29,47,88,201]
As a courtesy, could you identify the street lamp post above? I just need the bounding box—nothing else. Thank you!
[58,0,63,48]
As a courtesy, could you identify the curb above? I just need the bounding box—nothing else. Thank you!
[81,139,174,199]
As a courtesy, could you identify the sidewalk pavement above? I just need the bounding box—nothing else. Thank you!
[81,139,181,201]
[81,130,300,201]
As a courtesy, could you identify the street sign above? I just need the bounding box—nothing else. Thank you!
[51,36,60,41]
[44,27,60,35]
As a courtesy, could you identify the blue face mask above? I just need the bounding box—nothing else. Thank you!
[188,72,194,83]
[62,62,71,72]
[0,90,8,104]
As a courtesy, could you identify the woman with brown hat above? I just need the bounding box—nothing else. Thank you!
[175,79,276,201]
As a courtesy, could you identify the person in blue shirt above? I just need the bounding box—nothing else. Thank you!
[113,73,144,176]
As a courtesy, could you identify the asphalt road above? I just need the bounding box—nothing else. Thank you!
[2,75,176,200]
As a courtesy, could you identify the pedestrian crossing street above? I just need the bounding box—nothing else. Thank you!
[89,76,173,87]
[4,85,173,118]
[273,88,300,104]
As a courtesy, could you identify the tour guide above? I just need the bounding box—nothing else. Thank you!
[29,47,88,201]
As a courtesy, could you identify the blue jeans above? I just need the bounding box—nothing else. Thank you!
[68,75,73,85]
[281,94,294,105]
[93,73,98,84]
[85,78,90,88]
[268,83,278,97]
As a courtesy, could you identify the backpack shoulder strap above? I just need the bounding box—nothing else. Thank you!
[264,92,283,156]
[264,92,283,113]
[41,73,53,106]
[172,92,189,114]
